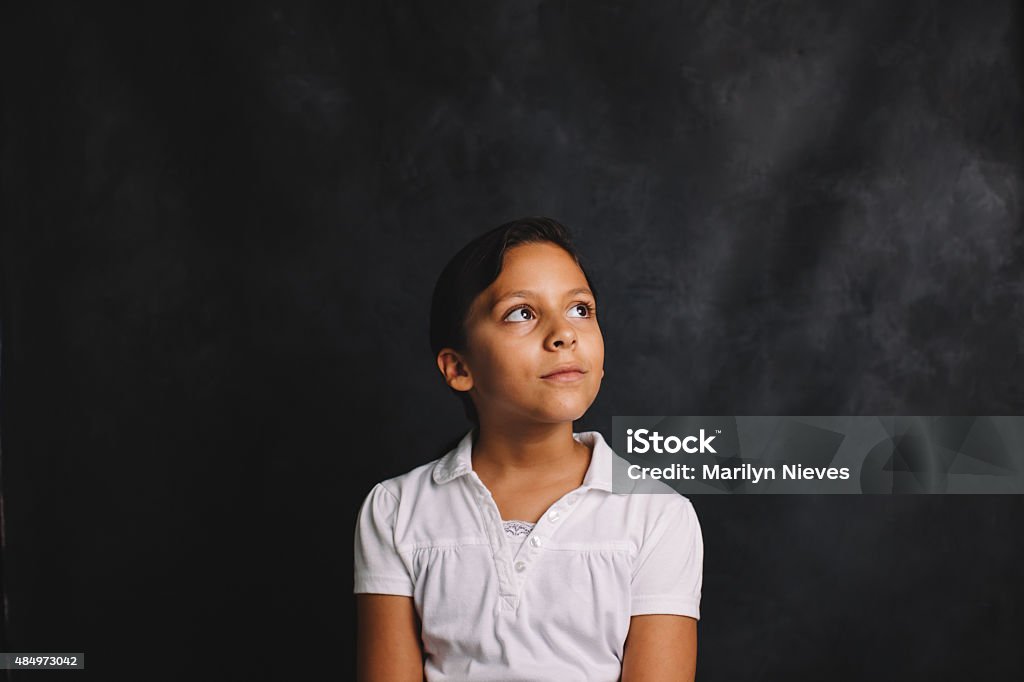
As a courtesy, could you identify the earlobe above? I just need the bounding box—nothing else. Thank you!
[449,373,473,392]
[437,349,474,392]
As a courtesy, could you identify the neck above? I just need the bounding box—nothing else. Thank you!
[471,417,590,486]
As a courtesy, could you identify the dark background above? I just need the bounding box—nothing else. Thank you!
[2,1,1023,680]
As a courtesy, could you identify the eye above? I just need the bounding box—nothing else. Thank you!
[568,303,595,318]
[503,306,535,323]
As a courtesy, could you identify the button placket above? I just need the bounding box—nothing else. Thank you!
[471,475,590,608]
[508,487,586,586]
[466,476,517,603]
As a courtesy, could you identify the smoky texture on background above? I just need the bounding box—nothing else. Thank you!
[1,2,1022,681]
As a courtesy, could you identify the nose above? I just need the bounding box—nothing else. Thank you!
[545,320,577,350]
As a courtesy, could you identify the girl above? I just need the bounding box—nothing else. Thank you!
[354,217,703,681]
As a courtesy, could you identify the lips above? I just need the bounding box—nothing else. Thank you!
[541,365,587,380]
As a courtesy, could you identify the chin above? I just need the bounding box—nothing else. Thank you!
[538,402,592,424]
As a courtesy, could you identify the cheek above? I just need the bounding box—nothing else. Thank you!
[586,331,605,363]
[476,340,535,381]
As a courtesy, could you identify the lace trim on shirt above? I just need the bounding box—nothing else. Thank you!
[502,519,535,538]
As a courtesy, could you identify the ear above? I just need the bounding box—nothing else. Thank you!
[437,348,473,392]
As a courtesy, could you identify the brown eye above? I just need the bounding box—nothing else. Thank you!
[503,306,535,323]
[568,304,593,318]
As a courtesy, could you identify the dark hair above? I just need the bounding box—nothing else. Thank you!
[429,217,598,424]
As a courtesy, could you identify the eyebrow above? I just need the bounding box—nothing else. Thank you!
[492,288,594,307]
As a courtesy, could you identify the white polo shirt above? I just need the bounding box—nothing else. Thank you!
[353,429,704,682]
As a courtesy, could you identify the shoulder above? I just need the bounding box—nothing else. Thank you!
[364,458,444,504]
[604,448,698,515]
[362,429,474,504]
[627,487,699,533]
[651,492,699,527]
[577,451,699,546]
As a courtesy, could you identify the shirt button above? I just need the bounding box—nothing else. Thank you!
[530,536,542,548]
[548,510,560,522]
[567,495,578,505]
[514,561,526,572]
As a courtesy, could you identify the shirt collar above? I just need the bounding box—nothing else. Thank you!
[431,429,615,492]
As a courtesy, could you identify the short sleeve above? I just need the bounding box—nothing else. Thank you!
[630,496,704,619]
[353,483,414,596]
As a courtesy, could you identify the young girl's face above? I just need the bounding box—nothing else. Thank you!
[458,241,605,426]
